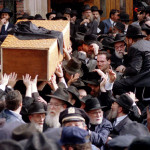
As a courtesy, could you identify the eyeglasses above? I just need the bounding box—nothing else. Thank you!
[89,111,102,116]
[115,44,125,50]
[48,103,64,108]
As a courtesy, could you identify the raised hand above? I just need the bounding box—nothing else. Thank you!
[8,72,17,88]
[22,74,32,88]
[1,73,9,86]
[108,69,116,83]
[67,73,80,86]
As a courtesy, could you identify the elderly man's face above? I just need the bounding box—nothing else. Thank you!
[87,109,103,125]
[45,98,67,128]
[114,41,126,58]
[29,113,46,132]
[83,10,92,19]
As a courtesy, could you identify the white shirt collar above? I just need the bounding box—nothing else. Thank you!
[115,115,127,126]
[5,22,9,31]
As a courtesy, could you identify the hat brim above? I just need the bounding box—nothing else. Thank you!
[46,95,72,106]
[86,105,106,111]
[126,34,147,38]
[113,99,133,112]
[83,80,100,85]
[0,12,13,17]
[111,39,126,45]
[62,60,83,77]
[28,111,47,115]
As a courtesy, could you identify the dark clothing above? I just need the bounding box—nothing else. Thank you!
[110,116,132,137]
[75,19,98,35]
[113,40,150,95]
[111,53,124,70]
[90,118,113,148]
[0,22,14,42]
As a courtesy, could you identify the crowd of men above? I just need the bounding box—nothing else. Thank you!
[0,3,150,150]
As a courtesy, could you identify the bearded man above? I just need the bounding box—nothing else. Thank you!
[28,102,46,132]
[76,4,98,35]
[85,97,112,148]
[44,88,72,131]
[111,33,126,70]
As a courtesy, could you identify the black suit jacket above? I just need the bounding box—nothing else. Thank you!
[110,116,132,137]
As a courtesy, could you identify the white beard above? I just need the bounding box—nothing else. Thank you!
[31,122,43,132]
[45,106,64,128]
[115,50,124,59]
[107,109,118,121]
[90,117,103,125]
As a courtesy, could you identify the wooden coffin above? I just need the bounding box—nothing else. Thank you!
[1,20,70,80]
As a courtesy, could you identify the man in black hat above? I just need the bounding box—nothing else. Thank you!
[141,20,150,41]
[63,8,72,21]
[85,97,112,148]
[28,102,46,132]
[0,8,14,42]
[113,24,150,95]
[101,9,120,34]
[46,10,56,20]
[112,21,125,35]
[108,93,134,137]
[91,6,103,34]
[76,4,98,35]
[111,33,126,70]
[44,88,72,130]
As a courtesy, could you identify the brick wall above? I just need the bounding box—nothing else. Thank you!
[0,0,24,18]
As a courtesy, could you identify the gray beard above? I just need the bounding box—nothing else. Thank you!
[45,113,60,128]
[107,109,118,121]
[82,14,94,22]
[115,51,123,59]
[45,107,64,128]
[94,16,101,25]
[31,122,43,132]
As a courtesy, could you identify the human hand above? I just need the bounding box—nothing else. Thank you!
[0,18,6,25]
[37,96,47,106]
[1,73,9,86]
[93,69,106,79]
[100,77,107,92]
[8,72,17,88]
[22,74,32,88]
[55,63,64,78]
[89,43,99,56]
[31,75,38,93]
[116,65,126,73]
[47,74,58,91]
[108,69,116,83]
[126,91,138,102]
[67,73,80,86]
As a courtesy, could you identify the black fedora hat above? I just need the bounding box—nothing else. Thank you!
[0,8,13,17]
[59,107,90,128]
[46,10,56,19]
[71,79,91,94]
[83,72,102,86]
[119,13,130,22]
[63,8,72,15]
[82,4,91,12]
[102,37,115,51]
[28,102,46,115]
[67,86,81,108]
[62,57,83,77]
[141,23,150,33]
[47,88,72,107]
[111,33,126,45]
[91,6,103,15]
[34,14,45,20]
[85,97,106,111]
[12,123,38,141]
[113,93,133,111]
[114,21,125,33]
[126,24,146,38]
